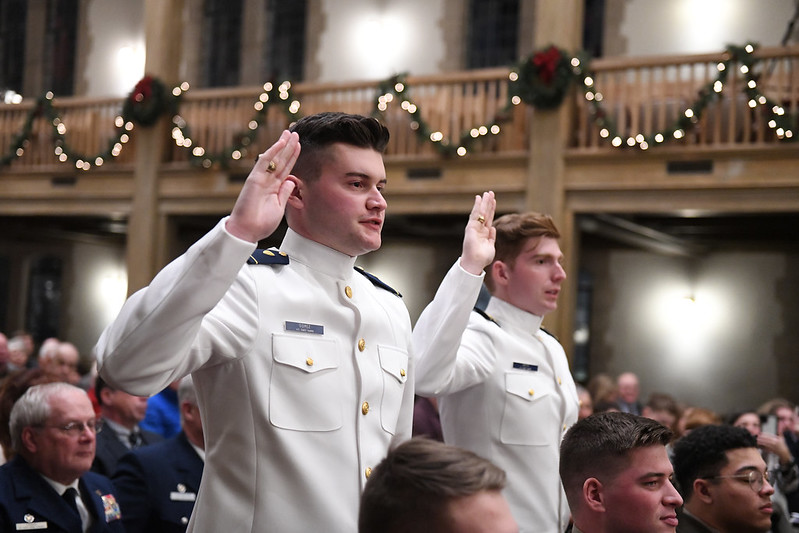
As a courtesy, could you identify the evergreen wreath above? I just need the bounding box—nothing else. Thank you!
[122,75,174,127]
[511,45,574,109]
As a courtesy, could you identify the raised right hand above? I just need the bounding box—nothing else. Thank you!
[226,130,302,243]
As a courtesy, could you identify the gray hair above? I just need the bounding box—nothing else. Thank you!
[178,375,197,406]
[10,382,87,452]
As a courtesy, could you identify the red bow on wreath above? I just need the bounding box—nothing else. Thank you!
[130,76,154,104]
[531,46,562,85]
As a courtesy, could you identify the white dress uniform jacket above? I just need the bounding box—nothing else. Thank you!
[414,296,579,533]
[95,219,483,533]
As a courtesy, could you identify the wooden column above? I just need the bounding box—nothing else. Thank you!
[525,0,583,352]
[126,0,184,294]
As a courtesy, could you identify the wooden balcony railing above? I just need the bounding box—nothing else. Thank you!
[1,45,798,175]
[571,45,799,152]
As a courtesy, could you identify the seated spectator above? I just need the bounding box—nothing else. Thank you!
[113,376,204,531]
[576,384,594,420]
[0,368,58,464]
[587,372,618,406]
[676,406,721,438]
[642,392,682,433]
[673,424,775,533]
[92,376,162,476]
[6,336,30,373]
[412,395,443,441]
[0,382,124,532]
[731,410,798,532]
[0,332,9,383]
[559,411,682,533]
[39,340,80,384]
[616,372,643,415]
[358,438,518,533]
[140,380,182,439]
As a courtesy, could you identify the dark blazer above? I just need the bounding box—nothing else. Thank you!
[92,420,162,476]
[675,509,716,533]
[0,455,125,532]
[112,431,204,533]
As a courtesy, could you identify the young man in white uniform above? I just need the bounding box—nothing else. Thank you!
[415,212,579,533]
[95,112,497,532]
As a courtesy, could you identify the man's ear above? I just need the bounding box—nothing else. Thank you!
[693,479,714,504]
[20,426,38,454]
[286,176,304,209]
[490,261,509,287]
[583,478,606,512]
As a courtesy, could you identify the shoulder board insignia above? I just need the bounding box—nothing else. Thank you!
[247,248,289,266]
[354,266,402,297]
[540,327,558,341]
[473,307,500,326]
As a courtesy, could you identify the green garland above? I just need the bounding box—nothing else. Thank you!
[2,43,796,171]
[371,73,513,157]
[578,42,797,149]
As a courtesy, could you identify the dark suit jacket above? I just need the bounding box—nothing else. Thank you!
[676,509,717,533]
[0,455,125,532]
[112,431,204,533]
[92,420,162,476]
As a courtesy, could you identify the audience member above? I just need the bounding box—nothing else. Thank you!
[0,382,123,532]
[0,332,10,382]
[616,371,643,415]
[587,372,618,406]
[39,341,80,384]
[673,424,775,533]
[730,410,797,533]
[593,399,622,414]
[677,406,721,437]
[7,336,30,372]
[560,412,682,533]
[358,438,517,533]
[412,395,443,441]
[140,380,182,439]
[576,384,594,420]
[415,211,578,533]
[92,376,162,476]
[0,368,58,464]
[113,376,204,532]
[642,392,682,433]
[94,112,496,531]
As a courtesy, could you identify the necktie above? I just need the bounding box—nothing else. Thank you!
[62,487,80,516]
[128,429,142,448]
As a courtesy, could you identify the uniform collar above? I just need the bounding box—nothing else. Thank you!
[485,296,544,334]
[281,228,357,280]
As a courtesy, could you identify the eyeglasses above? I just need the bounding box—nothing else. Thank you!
[36,418,104,436]
[704,469,770,492]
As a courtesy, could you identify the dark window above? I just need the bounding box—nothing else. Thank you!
[26,256,62,342]
[0,0,27,94]
[466,0,520,69]
[43,0,78,96]
[263,0,306,81]
[203,0,243,87]
[583,0,605,58]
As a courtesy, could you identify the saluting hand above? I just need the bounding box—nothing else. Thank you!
[226,130,302,243]
[460,191,497,275]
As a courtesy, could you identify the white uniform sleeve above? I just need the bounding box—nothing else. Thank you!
[95,218,259,396]
[412,259,491,396]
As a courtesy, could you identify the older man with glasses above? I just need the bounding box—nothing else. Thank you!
[672,424,776,533]
[0,382,124,532]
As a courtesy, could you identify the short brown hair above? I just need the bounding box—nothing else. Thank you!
[289,112,390,182]
[560,412,673,513]
[359,438,506,533]
[484,212,560,292]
